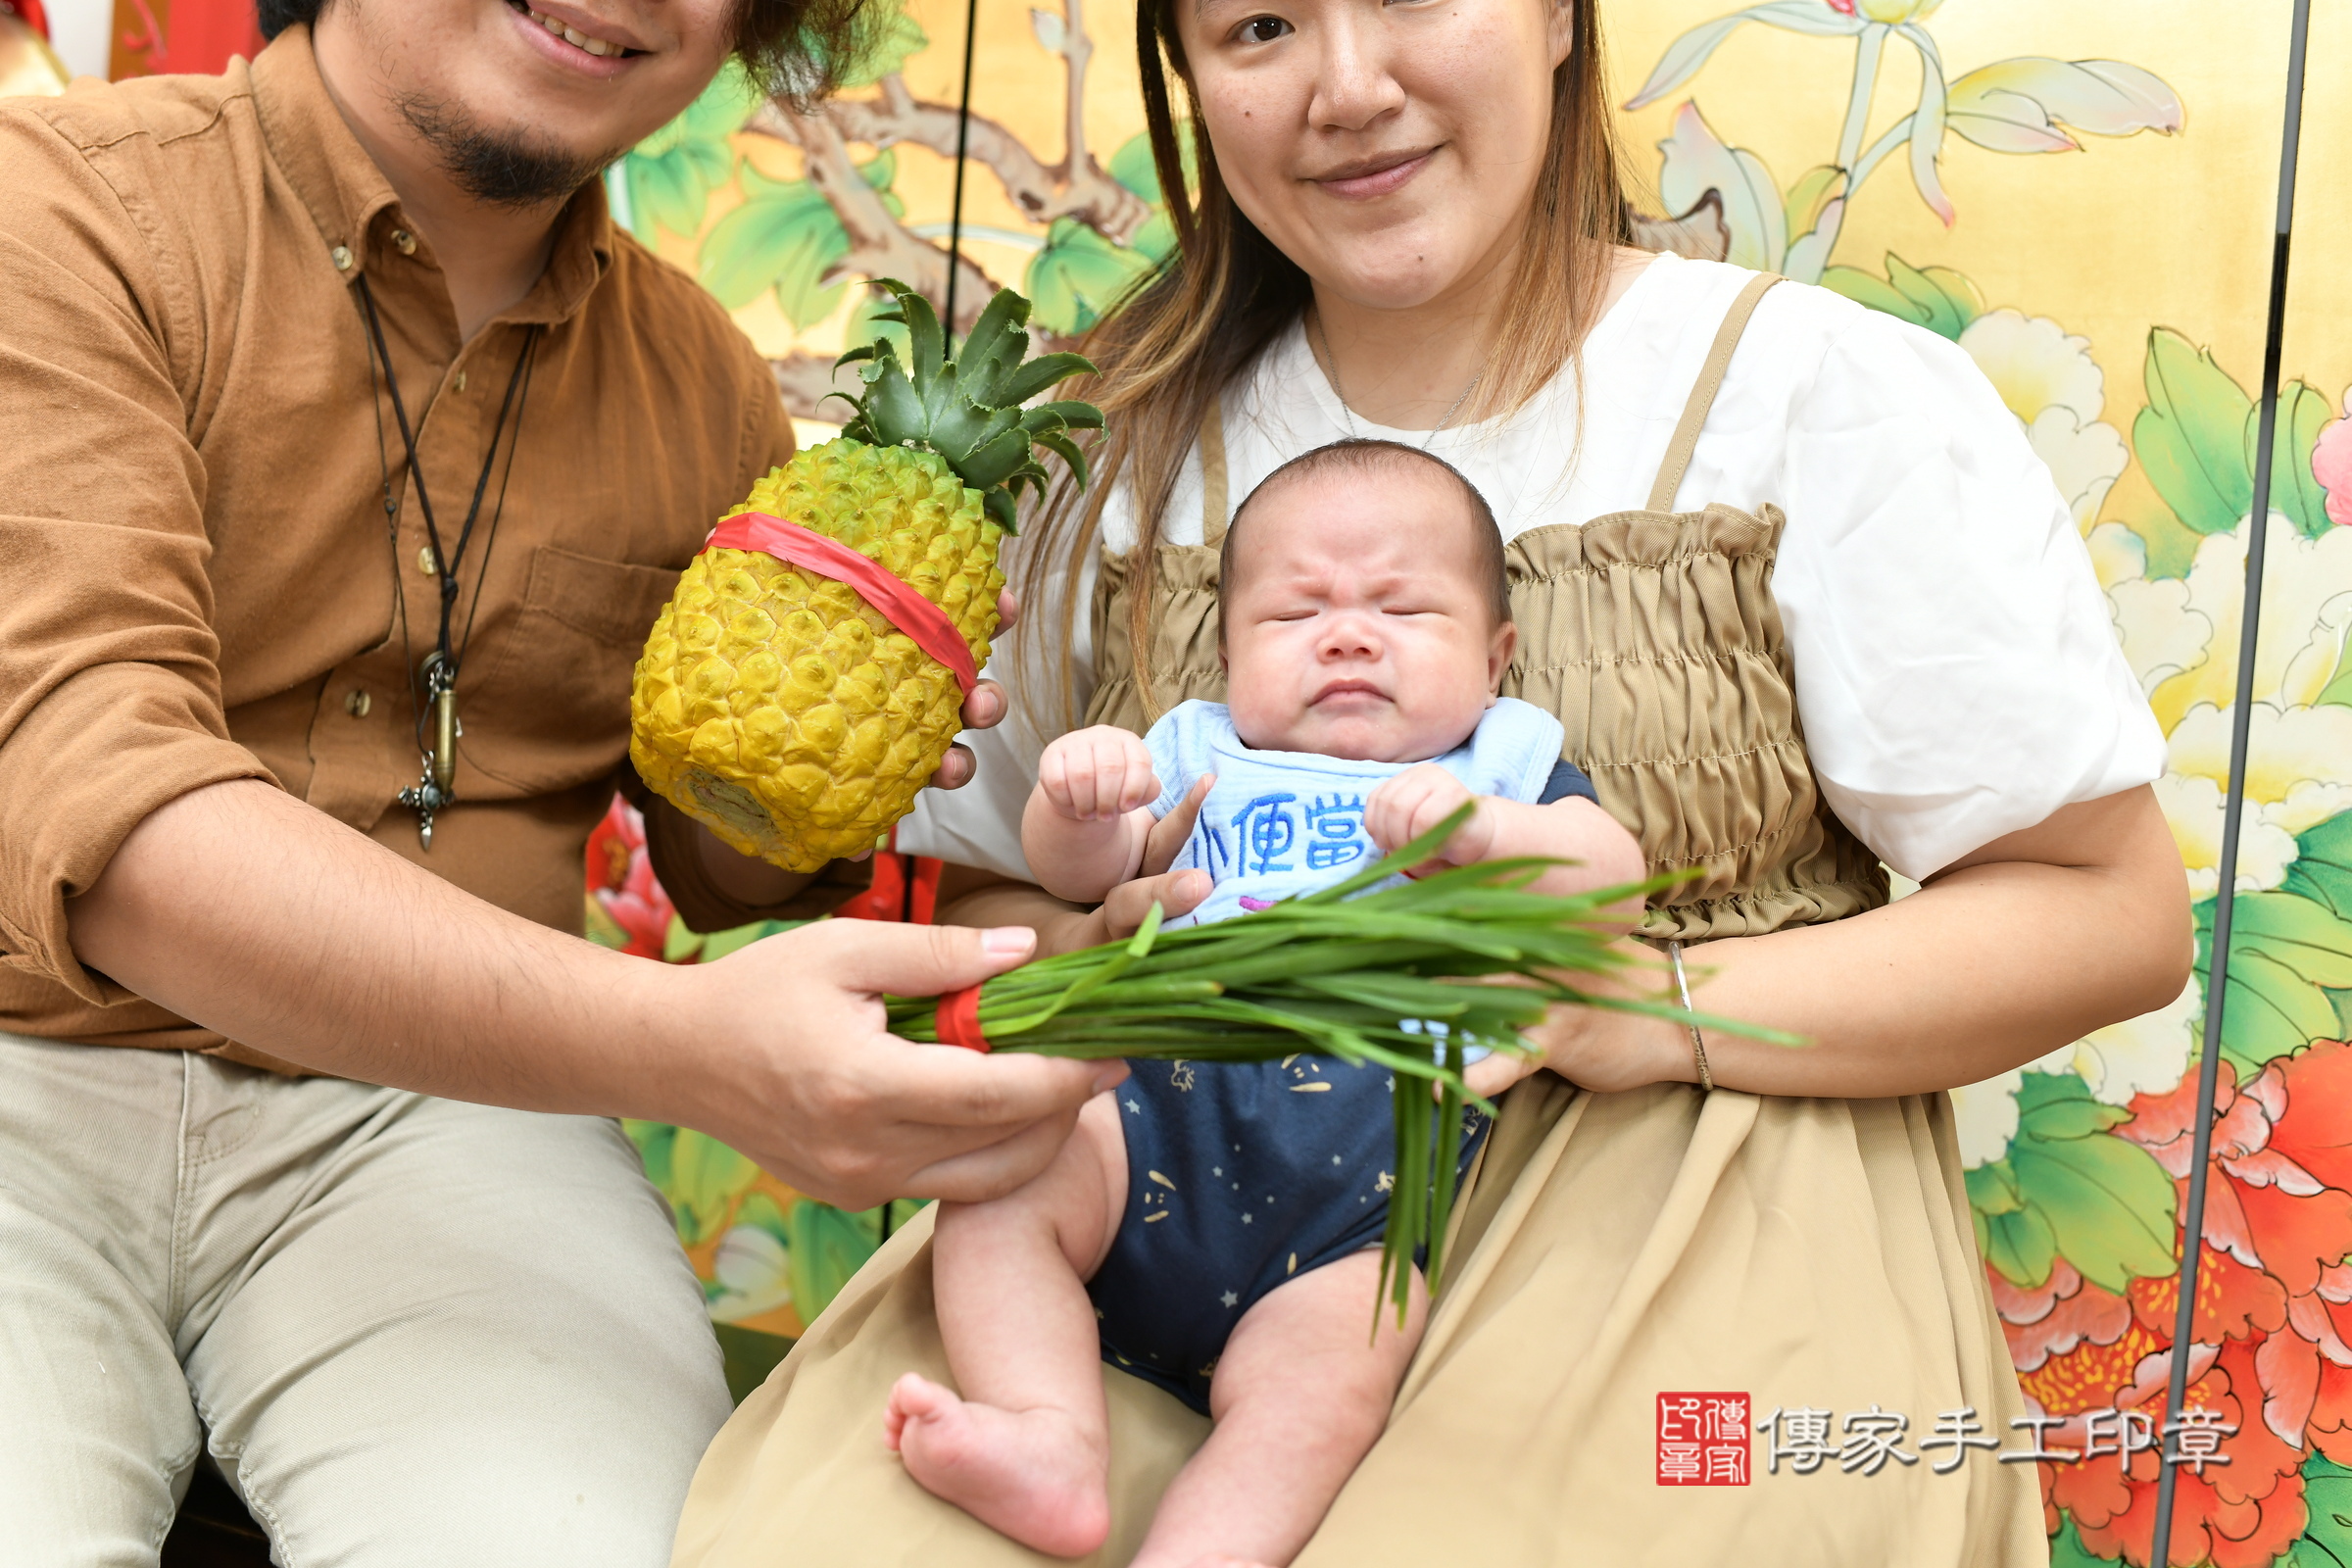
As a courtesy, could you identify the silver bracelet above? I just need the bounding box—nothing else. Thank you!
[1665,939,1713,1092]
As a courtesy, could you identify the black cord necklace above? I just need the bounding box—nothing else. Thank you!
[354,272,542,848]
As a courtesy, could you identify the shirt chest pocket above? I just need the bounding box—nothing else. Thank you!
[462,544,681,798]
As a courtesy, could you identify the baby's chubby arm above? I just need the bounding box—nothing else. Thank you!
[1364,764,1647,911]
[1022,727,1168,905]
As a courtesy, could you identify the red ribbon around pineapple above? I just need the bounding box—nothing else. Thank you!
[705,513,980,698]
[934,985,990,1052]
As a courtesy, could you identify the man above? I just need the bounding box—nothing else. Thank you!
[0,2,1150,1561]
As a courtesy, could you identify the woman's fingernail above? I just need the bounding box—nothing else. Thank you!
[1091,1062,1130,1093]
[982,926,1036,959]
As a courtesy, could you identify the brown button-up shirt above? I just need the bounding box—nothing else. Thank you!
[0,27,857,1064]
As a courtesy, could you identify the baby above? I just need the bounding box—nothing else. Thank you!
[885,439,1646,1568]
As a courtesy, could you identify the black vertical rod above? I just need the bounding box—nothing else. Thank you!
[2148,3,2308,1560]
[942,0,981,338]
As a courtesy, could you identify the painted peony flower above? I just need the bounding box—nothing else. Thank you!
[585,795,679,959]
[1958,309,2131,529]
[1999,1047,2352,1566]
[2315,391,2352,529]
[2099,514,2352,900]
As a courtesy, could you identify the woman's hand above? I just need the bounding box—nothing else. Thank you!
[1460,943,1693,1100]
[673,915,1128,1211]
[930,589,1020,793]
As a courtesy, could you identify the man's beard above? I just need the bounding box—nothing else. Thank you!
[393,90,619,210]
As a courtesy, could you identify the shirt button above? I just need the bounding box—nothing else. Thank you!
[453,370,467,393]
[345,689,372,718]
[417,546,438,576]
[330,245,353,270]
[392,228,416,255]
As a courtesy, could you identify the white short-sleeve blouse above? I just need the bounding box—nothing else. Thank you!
[900,254,2165,885]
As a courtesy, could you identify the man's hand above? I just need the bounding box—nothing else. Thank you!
[676,917,1125,1209]
[1038,726,1160,821]
[1366,764,1493,872]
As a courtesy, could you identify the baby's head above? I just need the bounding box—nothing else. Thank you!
[1218,439,1514,763]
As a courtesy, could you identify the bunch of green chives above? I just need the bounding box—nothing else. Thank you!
[888,806,1728,1322]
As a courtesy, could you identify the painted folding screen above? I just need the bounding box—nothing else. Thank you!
[596,1,2352,1558]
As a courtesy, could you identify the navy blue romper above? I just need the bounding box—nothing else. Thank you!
[1085,723,1599,1415]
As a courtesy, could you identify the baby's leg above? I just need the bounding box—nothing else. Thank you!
[1128,1250,1428,1568]
[886,1089,1129,1558]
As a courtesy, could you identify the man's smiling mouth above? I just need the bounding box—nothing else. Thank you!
[508,2,641,58]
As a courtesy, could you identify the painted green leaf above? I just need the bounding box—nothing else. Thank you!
[2230,889,2352,988]
[1984,1202,2061,1289]
[2004,1072,2178,1294]
[698,173,850,322]
[734,1191,793,1246]
[1966,1158,2025,1216]
[700,919,805,963]
[663,915,706,963]
[626,136,737,243]
[1622,3,1865,110]
[1945,58,2183,155]
[2193,891,2352,1070]
[582,897,631,951]
[1655,101,1786,271]
[2247,378,2335,539]
[621,64,758,243]
[2049,1512,2126,1567]
[836,6,928,89]
[1782,164,1845,240]
[669,1129,760,1246]
[1886,255,1982,340]
[2286,1452,2352,1568]
[2134,328,2255,535]
[1820,265,1924,325]
[1818,253,1980,340]
[787,1200,883,1325]
[624,1119,677,1194]
[1026,218,1155,336]
[2283,811,2352,919]
[2107,491,2206,582]
[1107,125,1198,209]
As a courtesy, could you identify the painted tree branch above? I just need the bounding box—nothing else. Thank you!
[755,101,1000,330]
[749,0,1150,247]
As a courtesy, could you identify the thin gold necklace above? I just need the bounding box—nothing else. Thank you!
[1309,309,1481,449]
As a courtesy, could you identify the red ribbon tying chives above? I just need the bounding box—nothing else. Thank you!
[934,985,990,1052]
[705,513,979,698]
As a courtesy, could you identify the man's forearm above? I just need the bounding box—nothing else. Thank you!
[68,779,697,1117]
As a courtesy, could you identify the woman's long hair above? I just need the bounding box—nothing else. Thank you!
[1018,0,1631,724]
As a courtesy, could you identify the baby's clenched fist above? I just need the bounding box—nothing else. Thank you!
[1038,727,1160,822]
[1366,763,1494,869]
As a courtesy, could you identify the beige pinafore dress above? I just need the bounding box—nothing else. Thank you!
[671,274,2047,1567]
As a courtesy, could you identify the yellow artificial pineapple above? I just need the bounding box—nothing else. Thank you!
[630,281,1100,871]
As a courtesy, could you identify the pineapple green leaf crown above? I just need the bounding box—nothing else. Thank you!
[829,279,1103,533]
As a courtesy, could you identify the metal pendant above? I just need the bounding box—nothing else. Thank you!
[397,653,460,848]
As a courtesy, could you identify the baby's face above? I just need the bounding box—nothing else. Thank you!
[1221,466,1514,762]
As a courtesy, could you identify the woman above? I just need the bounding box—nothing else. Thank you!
[672,0,2189,1559]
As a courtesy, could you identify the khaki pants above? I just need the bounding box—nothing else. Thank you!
[0,1030,732,1568]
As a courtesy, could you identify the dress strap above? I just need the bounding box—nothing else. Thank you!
[1642,271,1784,514]
[1200,398,1231,546]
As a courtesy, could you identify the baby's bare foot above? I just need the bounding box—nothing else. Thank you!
[885,1373,1111,1557]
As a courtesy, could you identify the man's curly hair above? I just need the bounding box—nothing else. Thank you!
[256,0,872,102]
